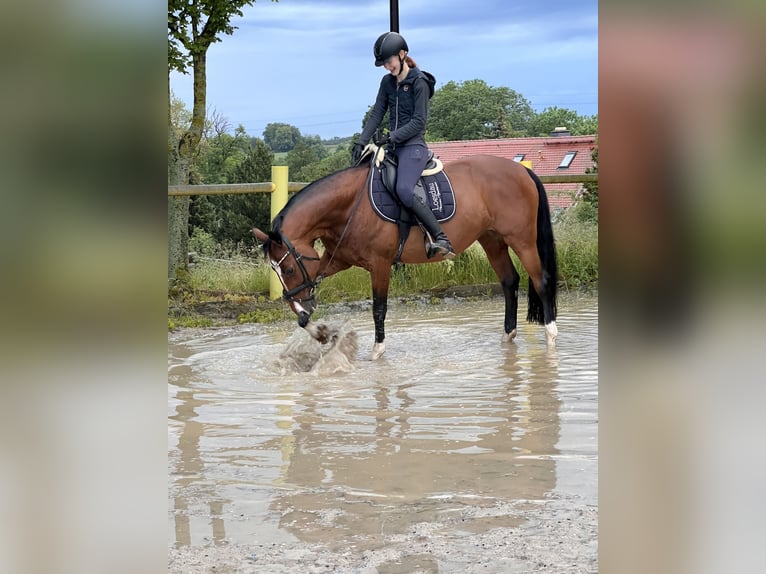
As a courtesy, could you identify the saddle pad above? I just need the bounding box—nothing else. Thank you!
[369,167,456,223]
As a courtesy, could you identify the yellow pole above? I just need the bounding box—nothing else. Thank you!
[270,166,289,300]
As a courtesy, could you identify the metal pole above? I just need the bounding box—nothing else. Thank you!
[389,0,399,32]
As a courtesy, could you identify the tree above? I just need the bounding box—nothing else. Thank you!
[190,136,274,244]
[286,140,321,181]
[299,147,353,182]
[427,80,534,140]
[167,0,277,281]
[197,119,252,184]
[224,138,275,242]
[528,106,581,137]
[263,122,301,152]
[528,107,598,137]
[573,114,599,136]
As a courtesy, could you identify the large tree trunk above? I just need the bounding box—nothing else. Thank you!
[167,52,207,282]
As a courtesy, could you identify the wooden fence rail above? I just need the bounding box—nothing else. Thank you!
[168,166,597,299]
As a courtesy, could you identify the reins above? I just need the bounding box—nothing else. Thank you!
[316,165,372,280]
[273,164,372,304]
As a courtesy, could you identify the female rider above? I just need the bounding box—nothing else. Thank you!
[352,32,456,259]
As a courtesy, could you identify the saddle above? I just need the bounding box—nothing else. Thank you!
[360,144,457,263]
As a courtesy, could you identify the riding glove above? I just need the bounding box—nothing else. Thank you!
[351,143,365,165]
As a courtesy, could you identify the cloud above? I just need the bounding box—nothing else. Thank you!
[169,0,598,138]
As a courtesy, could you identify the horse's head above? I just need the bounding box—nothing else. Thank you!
[253,227,322,327]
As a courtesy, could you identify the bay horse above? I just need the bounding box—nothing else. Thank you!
[253,154,558,360]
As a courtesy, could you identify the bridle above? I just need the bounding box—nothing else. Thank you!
[268,171,371,306]
[268,233,321,304]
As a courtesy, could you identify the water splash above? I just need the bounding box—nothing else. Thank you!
[276,321,358,375]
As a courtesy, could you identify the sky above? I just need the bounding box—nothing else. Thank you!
[169,0,598,140]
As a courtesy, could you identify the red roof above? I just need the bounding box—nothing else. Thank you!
[428,135,597,210]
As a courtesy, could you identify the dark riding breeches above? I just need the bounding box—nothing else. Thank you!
[393,143,429,209]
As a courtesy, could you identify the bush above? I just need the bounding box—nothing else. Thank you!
[189,227,218,257]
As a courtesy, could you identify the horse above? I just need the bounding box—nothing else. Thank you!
[253,153,558,360]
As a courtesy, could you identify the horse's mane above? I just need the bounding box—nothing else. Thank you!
[261,166,362,257]
[271,166,361,235]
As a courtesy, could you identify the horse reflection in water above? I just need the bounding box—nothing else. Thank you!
[254,154,558,360]
[268,342,563,550]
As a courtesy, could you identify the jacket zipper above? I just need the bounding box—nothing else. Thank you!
[394,85,399,150]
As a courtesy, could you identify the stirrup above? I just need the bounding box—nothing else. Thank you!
[426,239,456,260]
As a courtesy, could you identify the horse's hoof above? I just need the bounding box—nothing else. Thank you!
[545,321,558,347]
[502,328,517,343]
[371,342,386,360]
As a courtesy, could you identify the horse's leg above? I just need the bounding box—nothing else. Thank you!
[478,232,520,342]
[513,243,558,346]
[370,263,392,360]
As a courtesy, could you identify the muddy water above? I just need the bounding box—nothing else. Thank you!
[168,295,597,568]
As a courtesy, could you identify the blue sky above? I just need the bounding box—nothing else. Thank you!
[169,0,598,140]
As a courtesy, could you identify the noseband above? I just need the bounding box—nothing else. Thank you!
[269,233,322,304]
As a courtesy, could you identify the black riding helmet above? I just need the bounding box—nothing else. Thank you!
[373,32,408,67]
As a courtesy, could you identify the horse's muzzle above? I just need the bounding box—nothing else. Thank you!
[297,311,311,328]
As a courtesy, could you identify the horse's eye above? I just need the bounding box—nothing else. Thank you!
[285,266,295,276]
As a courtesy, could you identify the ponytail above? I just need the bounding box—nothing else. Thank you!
[404,55,417,68]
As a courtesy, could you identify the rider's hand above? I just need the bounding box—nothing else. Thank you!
[351,143,365,165]
[373,132,390,146]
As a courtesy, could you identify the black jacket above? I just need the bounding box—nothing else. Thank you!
[358,67,436,148]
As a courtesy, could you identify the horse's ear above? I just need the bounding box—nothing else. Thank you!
[252,228,283,245]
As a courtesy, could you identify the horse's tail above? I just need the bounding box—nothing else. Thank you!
[524,167,558,324]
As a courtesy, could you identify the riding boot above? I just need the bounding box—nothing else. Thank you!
[409,194,456,259]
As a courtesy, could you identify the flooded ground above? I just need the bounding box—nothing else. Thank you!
[168,294,598,573]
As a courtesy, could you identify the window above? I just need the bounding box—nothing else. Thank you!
[558,151,577,168]
[513,154,525,162]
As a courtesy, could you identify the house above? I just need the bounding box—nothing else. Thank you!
[427,130,597,211]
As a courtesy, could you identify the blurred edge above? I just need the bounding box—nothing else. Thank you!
[600,1,766,573]
[0,2,167,574]
[2,0,766,572]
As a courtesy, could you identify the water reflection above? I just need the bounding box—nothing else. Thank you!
[168,296,597,548]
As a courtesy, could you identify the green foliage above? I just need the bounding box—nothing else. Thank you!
[189,227,219,256]
[287,139,329,181]
[169,91,192,141]
[173,222,597,327]
[263,122,301,152]
[238,308,287,324]
[170,316,215,329]
[187,256,270,293]
[427,79,534,140]
[197,123,252,184]
[184,224,596,302]
[580,144,599,209]
[523,107,599,137]
[528,106,581,136]
[168,1,276,73]
[190,129,274,243]
[575,115,599,136]
[299,146,354,181]
[553,212,599,290]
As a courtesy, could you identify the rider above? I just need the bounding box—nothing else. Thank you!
[352,32,456,259]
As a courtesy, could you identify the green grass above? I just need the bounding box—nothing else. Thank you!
[186,258,269,293]
[172,214,597,327]
[184,221,597,298]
